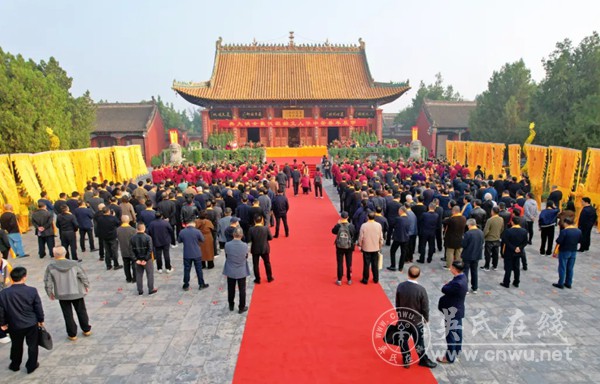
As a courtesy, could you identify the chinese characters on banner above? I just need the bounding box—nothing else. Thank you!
[217,118,368,129]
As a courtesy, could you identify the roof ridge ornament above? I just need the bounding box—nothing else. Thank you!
[359,38,365,49]
[216,37,223,49]
[289,31,295,48]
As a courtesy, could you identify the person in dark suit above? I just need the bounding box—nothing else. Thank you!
[291,167,301,196]
[437,261,468,364]
[394,266,437,369]
[247,215,274,284]
[31,202,55,259]
[235,194,252,239]
[461,219,484,293]
[147,213,174,274]
[433,198,445,252]
[95,206,123,270]
[385,194,402,246]
[418,203,439,264]
[223,227,251,314]
[578,197,597,252]
[56,205,79,261]
[0,267,45,374]
[74,201,96,253]
[553,217,582,289]
[272,189,290,238]
[388,207,411,271]
[443,206,467,270]
[547,186,563,209]
[500,217,528,288]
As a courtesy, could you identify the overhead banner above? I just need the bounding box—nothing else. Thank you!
[218,118,368,129]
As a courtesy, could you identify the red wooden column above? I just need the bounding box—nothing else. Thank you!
[267,107,275,146]
[312,106,320,145]
[201,110,210,144]
[376,108,383,142]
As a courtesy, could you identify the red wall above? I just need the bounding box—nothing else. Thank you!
[144,110,168,166]
[415,109,434,156]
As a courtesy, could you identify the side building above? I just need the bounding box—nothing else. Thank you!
[91,101,168,166]
[172,33,410,147]
[415,99,476,158]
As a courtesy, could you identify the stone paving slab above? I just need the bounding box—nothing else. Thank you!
[0,230,253,383]
[0,179,598,383]
[324,180,600,384]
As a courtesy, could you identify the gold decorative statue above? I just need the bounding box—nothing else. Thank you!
[520,122,536,174]
[46,127,60,150]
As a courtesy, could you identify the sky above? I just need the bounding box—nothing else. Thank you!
[1,0,599,115]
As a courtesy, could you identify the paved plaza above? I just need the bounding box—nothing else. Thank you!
[325,182,600,384]
[0,180,597,383]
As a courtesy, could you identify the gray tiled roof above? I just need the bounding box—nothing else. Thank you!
[422,99,476,129]
[93,102,157,133]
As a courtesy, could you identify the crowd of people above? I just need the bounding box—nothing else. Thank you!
[0,155,597,372]
[328,156,597,366]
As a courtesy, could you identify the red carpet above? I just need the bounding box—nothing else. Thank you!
[233,163,438,383]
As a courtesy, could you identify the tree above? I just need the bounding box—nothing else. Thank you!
[155,96,202,135]
[0,48,95,153]
[532,32,600,150]
[470,60,536,144]
[395,73,462,128]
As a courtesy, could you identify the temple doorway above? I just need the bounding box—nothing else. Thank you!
[248,128,260,143]
[327,127,340,144]
[288,128,300,147]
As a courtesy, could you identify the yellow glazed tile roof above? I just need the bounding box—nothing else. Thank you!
[173,37,409,106]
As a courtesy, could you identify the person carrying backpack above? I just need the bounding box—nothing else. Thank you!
[331,211,356,286]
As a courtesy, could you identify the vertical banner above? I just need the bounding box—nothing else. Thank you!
[523,144,548,206]
[30,153,63,200]
[11,153,43,201]
[446,141,456,164]
[580,148,600,230]
[546,146,582,205]
[454,141,467,165]
[0,155,21,213]
[169,129,179,145]
[508,144,521,179]
[491,143,506,179]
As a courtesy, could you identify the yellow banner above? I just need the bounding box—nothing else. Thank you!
[508,144,521,178]
[546,146,582,203]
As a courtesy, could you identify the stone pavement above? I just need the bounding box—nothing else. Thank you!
[0,229,253,383]
[324,180,600,384]
[0,181,598,384]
